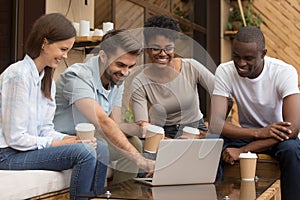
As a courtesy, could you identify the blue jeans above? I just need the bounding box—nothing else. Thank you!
[0,141,109,200]
[221,136,300,200]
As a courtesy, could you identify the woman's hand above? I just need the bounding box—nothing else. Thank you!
[51,136,97,148]
[63,135,77,140]
[177,130,207,139]
[80,137,97,149]
[137,121,151,138]
[50,136,81,147]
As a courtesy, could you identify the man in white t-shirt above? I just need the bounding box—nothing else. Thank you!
[210,26,300,200]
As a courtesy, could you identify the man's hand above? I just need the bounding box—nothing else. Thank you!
[258,122,292,141]
[222,147,243,165]
[136,156,155,173]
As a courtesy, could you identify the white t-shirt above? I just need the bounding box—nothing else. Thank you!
[213,56,299,128]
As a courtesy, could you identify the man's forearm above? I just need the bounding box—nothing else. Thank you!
[118,122,143,137]
[240,138,279,153]
[221,122,258,139]
[98,117,143,161]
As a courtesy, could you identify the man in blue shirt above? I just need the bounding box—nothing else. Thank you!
[54,29,154,184]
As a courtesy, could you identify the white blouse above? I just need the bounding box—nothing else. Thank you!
[0,55,65,151]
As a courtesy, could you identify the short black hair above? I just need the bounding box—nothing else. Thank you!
[144,14,181,44]
[235,26,265,50]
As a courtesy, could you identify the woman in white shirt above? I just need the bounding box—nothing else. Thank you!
[0,13,109,200]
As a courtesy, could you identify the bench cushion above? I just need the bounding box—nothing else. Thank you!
[0,169,71,199]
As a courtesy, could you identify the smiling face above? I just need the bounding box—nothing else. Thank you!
[38,37,75,71]
[146,35,175,66]
[101,48,137,86]
[232,39,267,79]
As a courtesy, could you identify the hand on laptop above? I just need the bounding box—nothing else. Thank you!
[146,171,153,178]
[136,156,155,173]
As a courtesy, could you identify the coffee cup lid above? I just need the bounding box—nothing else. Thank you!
[75,123,95,132]
[239,152,258,159]
[183,126,199,135]
[146,124,164,134]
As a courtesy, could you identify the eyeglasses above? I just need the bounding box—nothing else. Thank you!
[149,46,175,55]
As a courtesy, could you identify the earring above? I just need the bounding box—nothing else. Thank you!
[42,44,45,49]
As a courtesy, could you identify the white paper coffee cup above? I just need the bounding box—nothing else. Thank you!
[144,125,164,153]
[75,123,95,140]
[239,152,258,181]
[182,126,199,139]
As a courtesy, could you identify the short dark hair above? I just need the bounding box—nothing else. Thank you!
[100,29,142,57]
[235,26,265,50]
[25,13,76,100]
[143,14,181,44]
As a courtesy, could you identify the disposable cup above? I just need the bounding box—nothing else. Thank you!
[239,152,258,181]
[240,180,256,200]
[75,123,95,140]
[144,125,164,153]
[182,126,199,139]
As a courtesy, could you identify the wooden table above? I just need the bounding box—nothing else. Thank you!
[77,177,280,200]
[74,36,102,45]
[257,179,281,200]
[73,36,102,55]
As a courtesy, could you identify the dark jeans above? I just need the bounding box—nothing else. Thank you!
[220,136,300,200]
[163,119,208,139]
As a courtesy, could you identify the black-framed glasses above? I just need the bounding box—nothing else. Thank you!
[149,46,175,55]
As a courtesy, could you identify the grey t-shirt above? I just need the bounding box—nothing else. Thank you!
[131,58,214,126]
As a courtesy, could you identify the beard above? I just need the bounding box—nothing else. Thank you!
[103,69,126,86]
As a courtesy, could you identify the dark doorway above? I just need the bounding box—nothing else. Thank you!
[0,0,13,73]
[0,0,45,74]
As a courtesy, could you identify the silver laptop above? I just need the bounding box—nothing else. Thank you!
[134,138,223,186]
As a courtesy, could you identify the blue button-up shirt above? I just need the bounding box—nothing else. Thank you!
[54,55,123,134]
[0,55,66,151]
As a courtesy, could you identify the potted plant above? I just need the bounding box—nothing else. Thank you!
[227,3,243,31]
[227,1,263,31]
